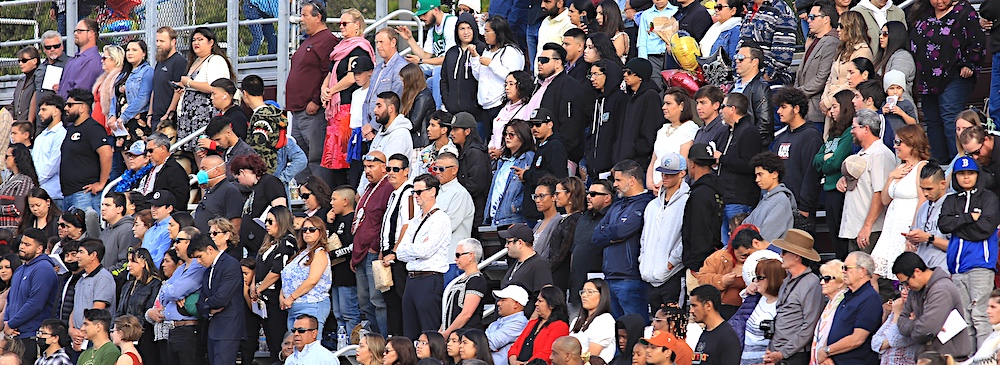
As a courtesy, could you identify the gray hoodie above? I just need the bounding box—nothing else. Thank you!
[897,267,974,359]
[98,215,140,272]
[744,183,797,242]
[360,114,415,192]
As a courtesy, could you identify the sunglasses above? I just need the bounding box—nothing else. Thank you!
[339,21,354,27]
[18,58,34,64]
[807,13,827,20]
[265,219,275,225]
[967,145,984,156]
[623,69,635,76]
[455,251,473,259]
[753,275,767,282]
[734,54,749,62]
[587,191,610,197]
[537,56,560,64]
[290,327,317,334]
[893,139,902,146]
[530,121,547,128]
[412,188,430,196]
[208,231,224,237]
[300,192,311,200]
[432,165,456,172]
[363,155,385,164]
[386,166,406,173]
[65,101,85,106]
[300,227,321,233]
[43,44,62,50]
[819,275,836,284]
[714,4,730,10]
[504,132,517,138]
[879,30,889,36]
[172,237,191,244]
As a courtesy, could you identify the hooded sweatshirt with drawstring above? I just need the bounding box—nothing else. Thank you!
[938,160,1000,274]
[743,183,798,243]
[586,61,625,178]
[442,13,487,119]
[610,314,647,365]
[639,181,690,287]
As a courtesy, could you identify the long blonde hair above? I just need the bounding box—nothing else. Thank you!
[837,11,870,62]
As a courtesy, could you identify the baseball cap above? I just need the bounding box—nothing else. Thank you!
[149,190,175,208]
[498,223,534,244]
[125,140,145,156]
[688,143,717,163]
[841,154,868,191]
[446,112,477,129]
[526,108,555,123]
[493,285,529,306]
[640,331,693,365]
[953,155,980,174]
[656,152,686,174]
[415,0,441,16]
[350,56,374,73]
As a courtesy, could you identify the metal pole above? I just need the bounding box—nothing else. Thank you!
[147,0,158,65]
[227,0,239,71]
[66,0,78,55]
[377,0,387,24]
[277,0,289,105]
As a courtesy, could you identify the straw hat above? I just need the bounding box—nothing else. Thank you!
[771,229,820,262]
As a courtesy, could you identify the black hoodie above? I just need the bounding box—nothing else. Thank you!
[522,134,570,221]
[611,314,647,365]
[457,133,492,227]
[586,61,626,178]
[441,13,487,120]
[682,172,724,272]
[614,79,664,169]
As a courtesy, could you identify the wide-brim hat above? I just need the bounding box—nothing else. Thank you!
[771,229,820,262]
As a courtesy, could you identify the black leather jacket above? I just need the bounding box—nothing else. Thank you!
[408,88,435,148]
[741,74,773,148]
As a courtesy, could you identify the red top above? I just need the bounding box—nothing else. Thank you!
[285,30,339,112]
[508,319,570,365]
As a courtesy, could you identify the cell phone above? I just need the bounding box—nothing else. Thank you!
[172,82,183,90]
[580,15,589,25]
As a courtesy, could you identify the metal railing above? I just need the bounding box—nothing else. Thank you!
[441,247,509,324]
[99,125,205,208]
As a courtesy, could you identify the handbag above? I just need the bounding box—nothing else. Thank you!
[372,260,394,293]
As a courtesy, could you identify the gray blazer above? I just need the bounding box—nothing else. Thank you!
[795,30,841,125]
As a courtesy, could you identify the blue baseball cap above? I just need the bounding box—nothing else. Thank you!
[954,156,980,173]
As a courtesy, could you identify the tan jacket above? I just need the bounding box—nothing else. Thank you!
[695,249,746,306]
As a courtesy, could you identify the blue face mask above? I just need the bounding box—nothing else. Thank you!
[196,170,210,185]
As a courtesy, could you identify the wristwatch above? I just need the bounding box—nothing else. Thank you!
[824,346,831,355]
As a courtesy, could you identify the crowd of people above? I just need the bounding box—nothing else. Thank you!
[5,0,1000,364]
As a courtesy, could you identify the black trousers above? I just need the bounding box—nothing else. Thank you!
[647,273,684,315]
[17,337,36,365]
[780,351,810,365]
[402,273,443,339]
[262,298,287,364]
[241,310,263,363]
[167,325,205,365]
[138,324,160,365]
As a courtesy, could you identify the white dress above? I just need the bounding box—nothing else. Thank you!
[651,120,699,185]
[872,161,925,277]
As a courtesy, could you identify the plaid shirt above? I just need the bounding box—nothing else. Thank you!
[0,174,34,231]
[35,348,73,365]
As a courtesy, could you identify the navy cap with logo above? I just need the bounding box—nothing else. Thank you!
[149,190,175,208]
[446,112,477,129]
[350,56,374,73]
[526,108,554,123]
[688,143,717,163]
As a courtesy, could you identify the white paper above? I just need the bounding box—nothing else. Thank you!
[42,65,63,90]
[252,299,268,319]
[937,309,968,344]
[110,122,128,137]
[587,272,605,280]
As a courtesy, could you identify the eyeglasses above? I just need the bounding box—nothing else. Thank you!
[555,189,567,194]
[505,81,518,87]
[43,44,62,50]
[265,218,275,225]
[363,155,385,164]
[807,13,828,20]
[586,72,605,80]
[579,289,599,296]
[299,192,311,200]
[715,4,730,10]
[172,237,191,244]
[819,275,836,284]
[36,331,52,337]
[291,327,317,334]
[531,193,552,201]
[412,188,430,196]
[623,69,635,76]
[432,165,456,172]
[300,227,321,233]
[414,340,428,348]
[208,231,224,237]
[893,139,902,146]
[586,191,610,197]
[651,317,667,323]
[385,166,406,173]
[537,56,560,64]
[455,251,473,259]
[753,275,767,282]
[505,238,518,246]
[73,29,93,33]
[504,132,517,138]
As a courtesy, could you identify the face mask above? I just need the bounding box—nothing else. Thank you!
[65,261,80,273]
[196,170,210,185]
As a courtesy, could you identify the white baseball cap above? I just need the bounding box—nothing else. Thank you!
[493,285,529,306]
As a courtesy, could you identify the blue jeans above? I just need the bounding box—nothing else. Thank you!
[722,204,753,247]
[526,22,540,73]
[331,285,361,333]
[287,299,331,340]
[64,190,100,212]
[924,77,975,162]
[356,253,388,336]
[428,66,443,109]
[243,1,277,56]
[990,52,1000,121]
[606,279,649,322]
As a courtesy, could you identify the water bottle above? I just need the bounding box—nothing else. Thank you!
[337,325,348,349]
[258,328,268,353]
[358,320,370,338]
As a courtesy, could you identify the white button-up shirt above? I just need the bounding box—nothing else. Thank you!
[286,340,336,365]
[396,204,452,273]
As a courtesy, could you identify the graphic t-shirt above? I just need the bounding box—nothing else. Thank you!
[693,321,742,365]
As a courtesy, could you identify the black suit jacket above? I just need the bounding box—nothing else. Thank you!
[198,253,246,341]
[147,157,191,210]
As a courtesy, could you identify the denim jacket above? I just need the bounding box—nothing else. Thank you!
[713,26,741,60]
[110,62,153,122]
[485,151,535,227]
[276,137,307,184]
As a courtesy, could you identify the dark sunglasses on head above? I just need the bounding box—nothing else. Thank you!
[43,44,61,50]
[363,155,385,164]
[537,56,560,64]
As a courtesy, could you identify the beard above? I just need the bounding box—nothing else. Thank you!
[41,115,53,126]
[67,110,81,122]
[17,250,37,262]
[376,112,390,126]
[156,47,171,63]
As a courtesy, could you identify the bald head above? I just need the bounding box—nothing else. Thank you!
[551,336,584,365]
[200,154,227,182]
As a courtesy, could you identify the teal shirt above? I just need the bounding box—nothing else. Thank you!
[77,341,121,365]
[813,126,855,191]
